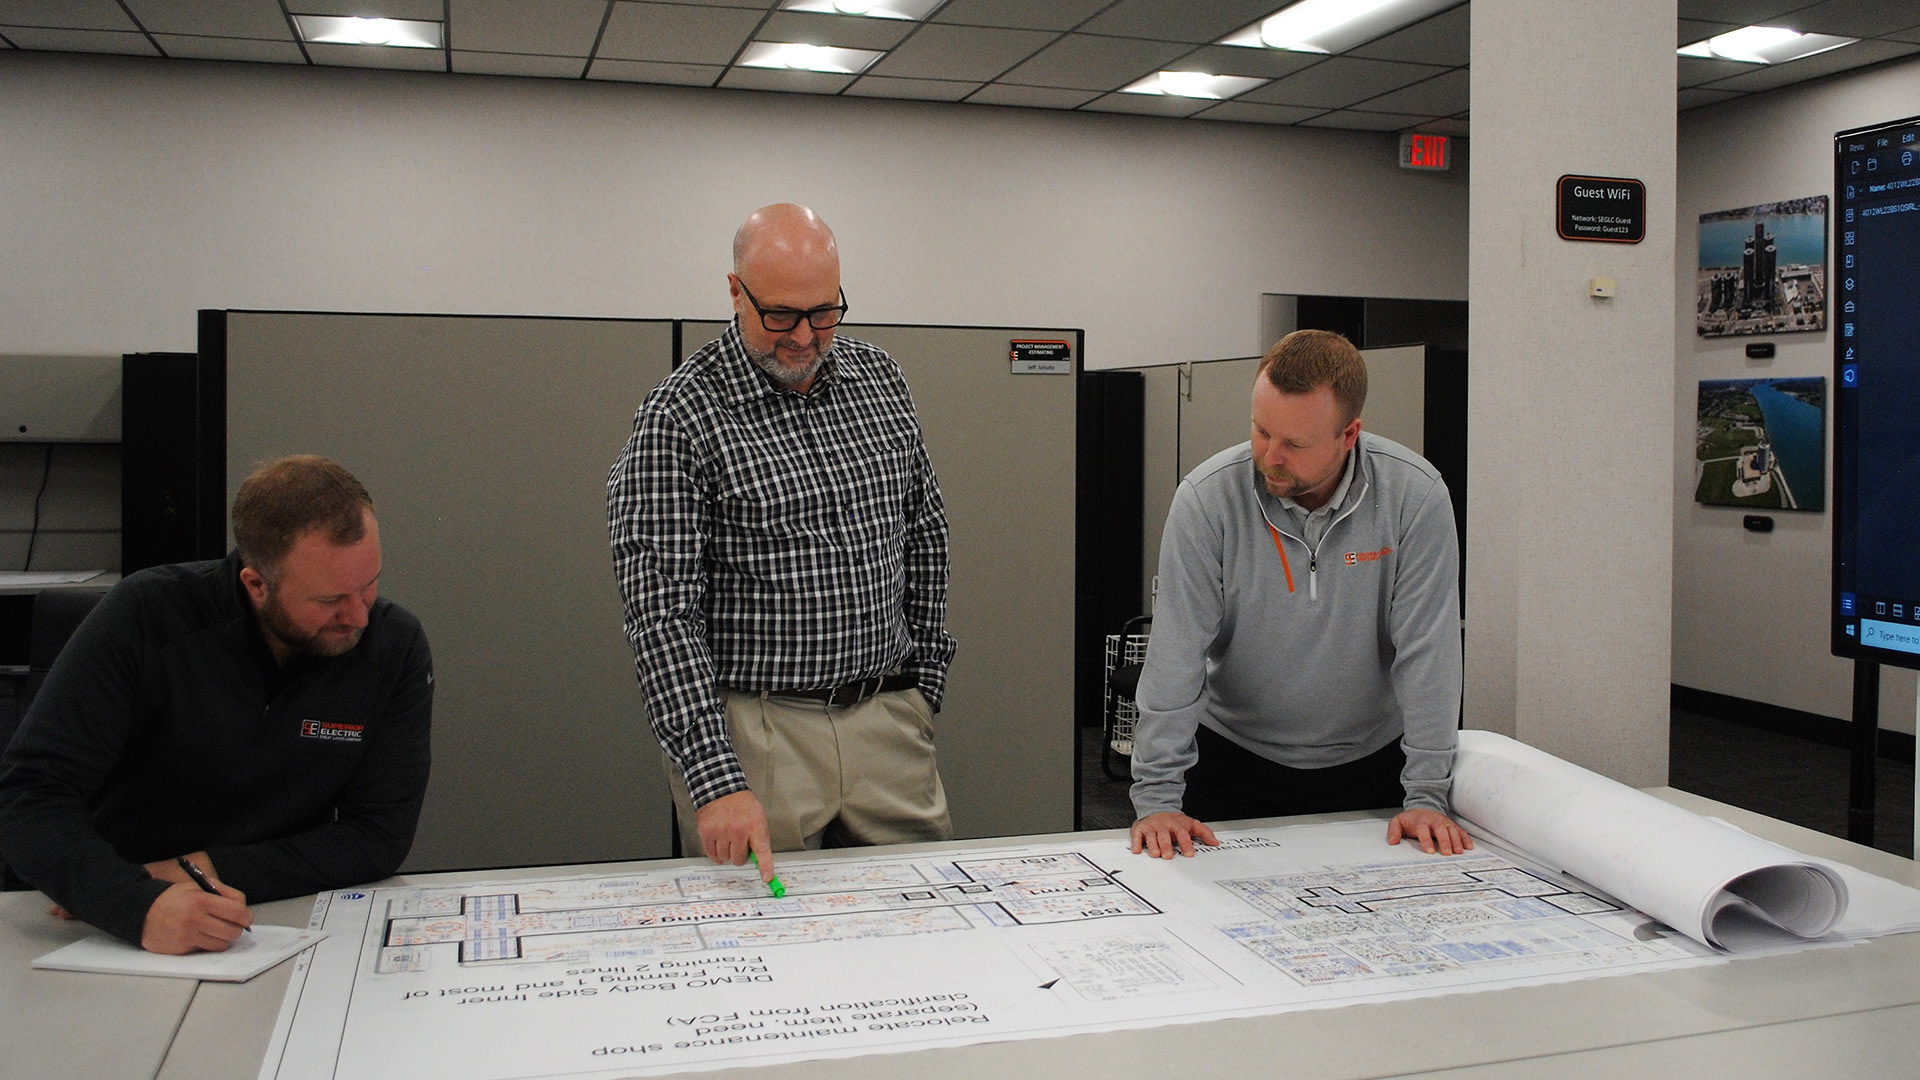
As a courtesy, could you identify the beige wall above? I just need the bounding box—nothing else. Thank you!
[0,51,1466,372]
[1673,54,1920,733]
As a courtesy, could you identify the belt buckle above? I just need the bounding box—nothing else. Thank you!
[827,676,879,709]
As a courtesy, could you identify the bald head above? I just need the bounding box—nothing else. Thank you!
[727,204,844,393]
[733,203,838,277]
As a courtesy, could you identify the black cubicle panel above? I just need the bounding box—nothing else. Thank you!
[215,311,676,871]
[681,321,1082,839]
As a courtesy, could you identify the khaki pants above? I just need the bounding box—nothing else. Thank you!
[665,687,951,853]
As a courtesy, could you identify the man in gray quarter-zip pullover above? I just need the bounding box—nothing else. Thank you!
[1128,330,1470,860]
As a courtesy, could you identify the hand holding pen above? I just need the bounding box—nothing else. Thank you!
[136,854,254,955]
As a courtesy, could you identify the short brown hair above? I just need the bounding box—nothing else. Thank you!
[1258,329,1368,427]
[231,455,373,581]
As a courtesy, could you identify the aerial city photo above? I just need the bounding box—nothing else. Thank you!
[1696,196,1829,337]
[1694,377,1827,511]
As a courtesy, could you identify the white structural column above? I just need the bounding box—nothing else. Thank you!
[1466,0,1677,784]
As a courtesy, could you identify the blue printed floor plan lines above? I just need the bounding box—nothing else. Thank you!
[375,851,1162,971]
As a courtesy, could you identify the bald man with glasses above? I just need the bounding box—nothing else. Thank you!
[608,204,956,886]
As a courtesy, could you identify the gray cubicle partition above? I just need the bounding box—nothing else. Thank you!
[220,312,675,871]
[679,321,1080,840]
[219,311,1079,872]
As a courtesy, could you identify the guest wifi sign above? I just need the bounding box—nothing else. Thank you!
[1557,175,1646,243]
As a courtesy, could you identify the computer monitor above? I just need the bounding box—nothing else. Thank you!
[1833,113,1920,671]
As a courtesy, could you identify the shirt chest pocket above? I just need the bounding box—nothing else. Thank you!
[842,431,917,531]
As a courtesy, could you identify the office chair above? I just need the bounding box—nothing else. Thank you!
[0,587,107,891]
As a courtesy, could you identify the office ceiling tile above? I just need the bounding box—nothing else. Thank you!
[0,0,132,30]
[717,65,853,93]
[292,0,445,19]
[964,83,1101,109]
[1701,36,1919,90]
[153,33,305,63]
[599,2,761,65]
[1080,91,1218,117]
[10,1,1916,128]
[448,0,605,56]
[1678,18,1739,45]
[124,0,290,39]
[587,57,721,85]
[1242,56,1447,109]
[454,50,588,77]
[759,10,914,50]
[1678,86,1746,109]
[1300,109,1427,131]
[1174,43,1322,80]
[1678,54,1757,86]
[1079,0,1287,45]
[1780,0,1920,37]
[306,41,445,70]
[843,74,978,100]
[867,23,1052,81]
[1357,67,1467,114]
[1,26,156,53]
[1348,4,1470,66]
[1413,115,1469,136]
[1674,1,1803,22]
[1191,100,1324,125]
[929,0,1110,32]
[997,32,1191,91]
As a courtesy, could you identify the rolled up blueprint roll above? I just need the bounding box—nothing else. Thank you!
[1452,730,1847,951]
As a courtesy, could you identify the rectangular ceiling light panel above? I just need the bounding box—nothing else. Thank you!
[739,41,885,73]
[1121,71,1268,100]
[293,14,442,49]
[780,0,944,19]
[1222,0,1458,55]
[1677,26,1856,64]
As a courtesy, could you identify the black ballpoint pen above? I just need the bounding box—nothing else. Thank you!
[177,856,250,935]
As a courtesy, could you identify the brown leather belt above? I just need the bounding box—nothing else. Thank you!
[756,673,919,708]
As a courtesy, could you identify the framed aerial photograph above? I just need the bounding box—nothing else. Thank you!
[1696,196,1828,337]
[1694,377,1826,511]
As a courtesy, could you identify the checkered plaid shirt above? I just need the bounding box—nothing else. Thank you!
[607,322,956,808]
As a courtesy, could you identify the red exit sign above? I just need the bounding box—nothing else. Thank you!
[1398,132,1450,171]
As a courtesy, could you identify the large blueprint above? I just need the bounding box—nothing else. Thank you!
[259,732,1920,1079]
[260,819,1721,1080]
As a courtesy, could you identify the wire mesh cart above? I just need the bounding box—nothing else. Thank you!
[1100,615,1152,782]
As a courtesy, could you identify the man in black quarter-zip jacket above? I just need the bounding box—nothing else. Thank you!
[0,455,431,953]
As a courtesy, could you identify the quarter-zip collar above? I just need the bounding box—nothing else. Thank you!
[1256,448,1371,601]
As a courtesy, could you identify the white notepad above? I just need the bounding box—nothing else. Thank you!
[33,924,326,982]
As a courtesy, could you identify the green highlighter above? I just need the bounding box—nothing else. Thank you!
[747,853,786,898]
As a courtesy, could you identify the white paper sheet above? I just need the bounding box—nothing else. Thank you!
[255,737,1920,1080]
[1451,731,1853,949]
[257,822,1727,1080]
[33,925,326,982]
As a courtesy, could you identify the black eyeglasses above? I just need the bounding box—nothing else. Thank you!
[736,279,849,333]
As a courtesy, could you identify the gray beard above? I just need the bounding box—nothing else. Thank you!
[743,337,824,389]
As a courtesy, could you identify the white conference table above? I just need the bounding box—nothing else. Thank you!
[6,790,1920,1080]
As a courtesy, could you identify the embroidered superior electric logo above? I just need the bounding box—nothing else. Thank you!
[1344,546,1393,566]
[300,720,365,743]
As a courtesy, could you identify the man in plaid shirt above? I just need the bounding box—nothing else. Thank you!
[608,204,956,884]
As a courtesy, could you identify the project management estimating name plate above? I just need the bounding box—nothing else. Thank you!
[1557,175,1646,243]
[1010,340,1072,375]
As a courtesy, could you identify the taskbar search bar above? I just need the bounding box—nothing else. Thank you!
[1860,619,1920,656]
